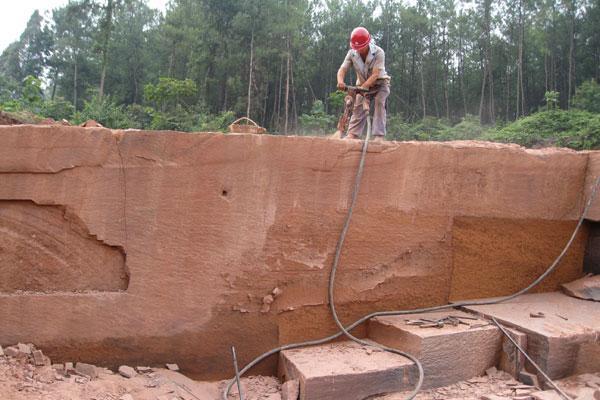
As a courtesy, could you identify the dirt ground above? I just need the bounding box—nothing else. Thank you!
[0,343,598,400]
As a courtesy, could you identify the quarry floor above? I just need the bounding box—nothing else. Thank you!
[1,345,599,400]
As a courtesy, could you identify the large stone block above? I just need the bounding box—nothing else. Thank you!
[368,310,502,388]
[465,292,600,380]
[279,341,416,400]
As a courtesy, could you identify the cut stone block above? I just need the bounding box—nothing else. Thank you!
[499,327,528,378]
[279,341,415,400]
[368,310,502,388]
[465,292,600,380]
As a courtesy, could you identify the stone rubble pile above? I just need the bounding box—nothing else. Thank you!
[0,343,205,400]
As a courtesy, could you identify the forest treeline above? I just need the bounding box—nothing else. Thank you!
[1,0,600,149]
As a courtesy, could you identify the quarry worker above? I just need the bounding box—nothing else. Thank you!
[337,27,391,141]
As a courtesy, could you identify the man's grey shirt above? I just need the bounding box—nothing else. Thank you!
[340,43,391,84]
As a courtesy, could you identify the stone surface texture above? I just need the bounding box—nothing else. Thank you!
[465,292,600,380]
[279,341,415,400]
[368,310,502,388]
[499,327,528,378]
[0,126,598,379]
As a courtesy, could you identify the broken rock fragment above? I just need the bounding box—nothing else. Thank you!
[32,349,45,366]
[17,343,32,354]
[75,362,98,379]
[561,274,600,301]
[530,391,563,400]
[118,365,138,378]
[4,346,25,359]
[165,363,179,371]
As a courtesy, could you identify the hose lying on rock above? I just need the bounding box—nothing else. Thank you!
[222,123,600,399]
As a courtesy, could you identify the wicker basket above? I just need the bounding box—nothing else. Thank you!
[228,117,267,135]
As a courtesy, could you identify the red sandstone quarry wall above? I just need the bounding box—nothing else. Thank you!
[0,125,597,379]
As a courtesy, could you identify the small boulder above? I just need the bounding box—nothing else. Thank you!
[4,346,25,359]
[75,362,98,379]
[80,119,104,128]
[118,365,138,378]
[165,363,179,372]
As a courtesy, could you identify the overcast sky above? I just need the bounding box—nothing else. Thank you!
[0,0,169,54]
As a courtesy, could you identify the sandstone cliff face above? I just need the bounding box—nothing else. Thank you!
[0,125,597,378]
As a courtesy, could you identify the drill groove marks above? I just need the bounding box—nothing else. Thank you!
[0,200,128,294]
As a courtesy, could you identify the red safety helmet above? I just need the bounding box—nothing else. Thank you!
[350,27,371,50]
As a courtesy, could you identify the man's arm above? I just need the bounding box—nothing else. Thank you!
[337,51,353,90]
[361,49,385,89]
[360,67,381,89]
[337,66,348,90]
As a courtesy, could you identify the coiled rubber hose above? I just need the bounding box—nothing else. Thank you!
[222,123,600,399]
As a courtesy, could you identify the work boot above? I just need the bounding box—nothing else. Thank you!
[345,133,360,140]
[372,135,385,142]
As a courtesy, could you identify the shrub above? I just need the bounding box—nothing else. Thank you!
[572,80,600,114]
[298,100,335,135]
[196,110,236,132]
[40,98,75,121]
[144,78,198,111]
[75,95,133,129]
[488,109,600,150]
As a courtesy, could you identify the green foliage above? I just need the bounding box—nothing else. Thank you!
[74,95,134,129]
[544,91,559,111]
[387,115,413,141]
[328,91,346,116]
[149,106,197,131]
[40,98,75,121]
[0,75,19,104]
[144,78,198,111]
[405,117,451,141]
[22,75,43,106]
[298,100,335,135]
[488,109,600,150]
[387,115,494,143]
[125,104,153,129]
[197,111,236,132]
[441,115,489,140]
[572,80,600,114]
